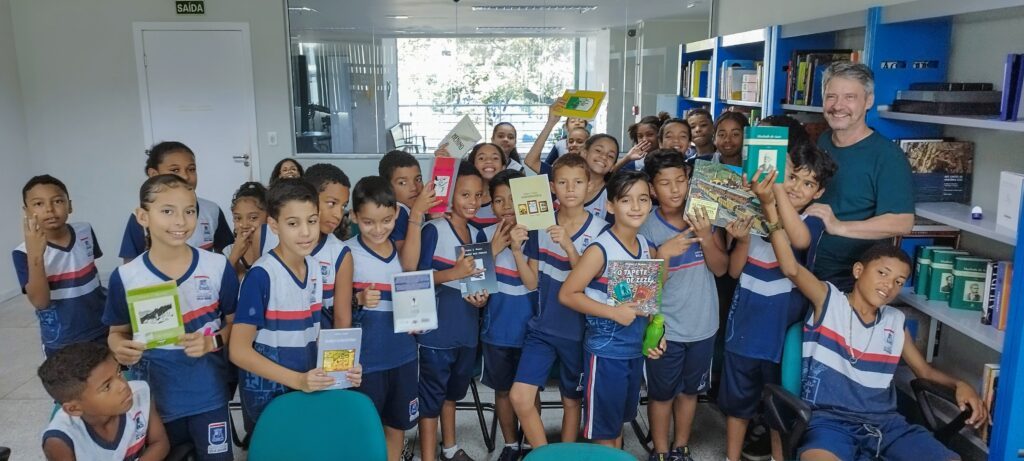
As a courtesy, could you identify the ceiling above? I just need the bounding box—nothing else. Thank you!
[287,0,711,37]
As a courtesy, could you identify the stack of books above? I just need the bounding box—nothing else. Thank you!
[718,60,763,102]
[784,49,860,106]
[680,59,711,99]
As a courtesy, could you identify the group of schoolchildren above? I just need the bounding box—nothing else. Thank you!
[22,94,988,461]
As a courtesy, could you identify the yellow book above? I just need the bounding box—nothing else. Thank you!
[510,175,556,231]
[553,90,606,120]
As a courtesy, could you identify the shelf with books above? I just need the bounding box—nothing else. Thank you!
[915,202,1016,246]
[684,96,712,103]
[724,99,761,108]
[897,287,1004,354]
[678,40,716,115]
[715,28,770,115]
[877,107,1024,133]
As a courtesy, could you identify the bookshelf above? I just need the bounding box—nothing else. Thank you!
[897,288,1005,356]
[877,107,1024,133]
[779,104,823,113]
[914,202,1017,246]
[676,29,771,118]
[676,38,716,116]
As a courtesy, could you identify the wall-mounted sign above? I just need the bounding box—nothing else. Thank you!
[176,1,205,15]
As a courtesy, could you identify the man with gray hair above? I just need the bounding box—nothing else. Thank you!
[805,61,914,290]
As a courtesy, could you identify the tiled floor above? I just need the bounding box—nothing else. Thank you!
[0,296,727,461]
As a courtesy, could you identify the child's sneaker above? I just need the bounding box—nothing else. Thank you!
[402,438,415,461]
[496,445,521,461]
[669,446,695,461]
[440,448,475,461]
[647,453,668,461]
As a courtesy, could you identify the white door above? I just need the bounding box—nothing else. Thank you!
[135,24,260,221]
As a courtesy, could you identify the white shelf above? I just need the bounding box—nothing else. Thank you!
[877,107,1024,133]
[897,288,1004,353]
[683,38,715,53]
[781,104,823,113]
[724,99,762,108]
[915,202,1017,246]
[684,96,712,103]
[721,28,767,47]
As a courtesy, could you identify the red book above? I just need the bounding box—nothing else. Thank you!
[428,157,456,214]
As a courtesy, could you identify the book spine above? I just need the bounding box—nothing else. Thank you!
[982,262,997,324]
[998,262,1013,330]
[999,54,1020,121]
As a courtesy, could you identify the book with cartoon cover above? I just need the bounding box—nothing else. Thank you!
[391,270,438,333]
[317,328,362,389]
[126,280,185,349]
[685,159,769,236]
[606,259,666,316]
[510,174,556,231]
[458,242,497,296]
[552,90,607,120]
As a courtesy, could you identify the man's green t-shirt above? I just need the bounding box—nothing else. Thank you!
[813,130,915,282]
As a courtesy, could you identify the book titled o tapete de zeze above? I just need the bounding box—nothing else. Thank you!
[552,90,607,120]
[510,174,556,231]
[126,280,185,349]
[742,126,788,183]
[606,259,666,316]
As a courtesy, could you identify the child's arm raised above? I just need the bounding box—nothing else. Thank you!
[333,251,354,328]
[688,206,728,276]
[765,207,828,322]
[901,329,989,429]
[524,98,565,174]
[612,140,653,173]
[751,169,811,249]
[399,188,439,271]
[140,399,170,461]
[725,216,754,279]
[20,213,51,309]
[558,245,643,327]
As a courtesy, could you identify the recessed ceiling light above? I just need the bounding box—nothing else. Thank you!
[386,15,411,19]
[297,27,358,31]
[288,7,319,13]
[476,26,568,32]
[472,5,597,13]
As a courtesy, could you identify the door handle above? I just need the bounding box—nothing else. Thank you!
[233,154,251,167]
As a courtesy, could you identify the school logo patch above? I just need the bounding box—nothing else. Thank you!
[81,236,94,256]
[409,398,420,422]
[883,328,896,354]
[195,276,213,301]
[320,262,331,283]
[201,222,213,242]
[207,421,228,454]
[131,410,146,442]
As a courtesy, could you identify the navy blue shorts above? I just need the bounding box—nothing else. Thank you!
[514,330,584,399]
[718,351,780,419]
[418,345,476,418]
[582,352,644,441]
[798,411,957,461]
[645,337,714,401]
[356,360,421,430]
[481,343,522,392]
[164,405,233,460]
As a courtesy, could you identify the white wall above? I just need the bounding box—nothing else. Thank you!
[9,0,293,276]
[713,0,914,35]
[0,0,32,299]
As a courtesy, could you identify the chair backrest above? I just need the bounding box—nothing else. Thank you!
[523,443,636,461]
[781,321,803,395]
[248,390,387,461]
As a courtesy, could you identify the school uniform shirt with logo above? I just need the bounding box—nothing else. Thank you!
[481,224,537,348]
[801,282,905,417]
[43,381,151,461]
[638,210,718,343]
[12,222,107,351]
[102,247,237,422]
[726,215,824,362]
[536,162,609,222]
[417,218,488,349]
[118,198,233,260]
[346,236,417,373]
[259,228,349,329]
[524,213,607,342]
[235,251,323,412]
[582,231,653,360]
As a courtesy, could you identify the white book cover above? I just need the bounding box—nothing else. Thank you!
[391,270,438,333]
[317,328,362,390]
[997,171,1024,233]
[440,115,482,158]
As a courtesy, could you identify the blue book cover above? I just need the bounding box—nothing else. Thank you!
[999,53,1020,121]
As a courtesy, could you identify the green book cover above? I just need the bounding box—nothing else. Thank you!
[126,280,185,349]
[950,256,991,310]
[915,245,953,295]
[742,126,788,183]
[927,250,969,302]
[606,259,666,316]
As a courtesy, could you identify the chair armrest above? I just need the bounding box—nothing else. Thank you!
[910,378,971,444]
[763,383,812,459]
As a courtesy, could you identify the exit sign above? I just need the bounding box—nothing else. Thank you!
[176,1,205,14]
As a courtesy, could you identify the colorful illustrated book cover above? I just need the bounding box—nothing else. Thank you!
[391,270,438,333]
[510,174,556,231]
[553,90,607,120]
[126,280,185,349]
[428,157,457,214]
[742,126,788,183]
[317,328,362,389]
[606,259,666,316]
[685,159,769,236]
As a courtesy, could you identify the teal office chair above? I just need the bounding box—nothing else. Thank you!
[248,390,387,461]
[523,442,637,460]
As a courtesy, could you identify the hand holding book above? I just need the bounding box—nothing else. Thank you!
[684,205,715,240]
[298,368,337,393]
[609,301,645,326]
[179,331,213,358]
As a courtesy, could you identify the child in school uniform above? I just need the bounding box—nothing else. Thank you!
[692,112,748,167]
[616,118,692,173]
[39,342,170,461]
[543,116,590,165]
[685,108,715,159]
[416,162,490,461]
[639,151,729,461]
[510,154,608,448]
[230,178,363,433]
[559,169,667,448]
[224,182,268,279]
[762,191,988,461]
[259,164,352,329]
[524,97,590,174]
[104,174,238,460]
[479,169,538,460]
[720,137,836,461]
[378,150,441,271]
[119,142,233,262]
[13,175,107,358]
[339,176,420,461]
[491,122,524,171]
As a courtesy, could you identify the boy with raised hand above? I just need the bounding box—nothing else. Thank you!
[480,168,538,461]
[639,151,728,461]
[39,342,170,461]
[721,142,836,461]
[760,171,988,461]
[416,162,489,461]
[510,153,609,448]
[14,175,107,358]
[377,150,441,270]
